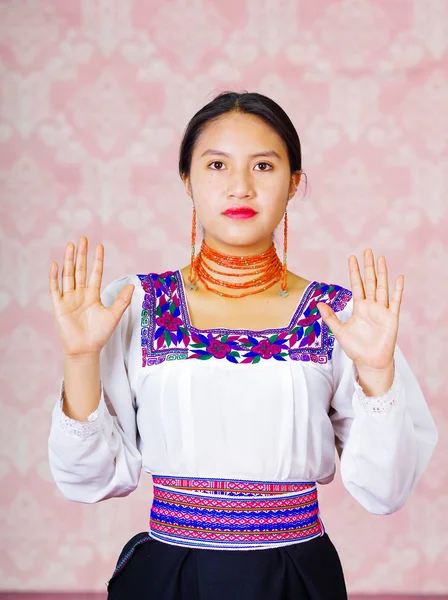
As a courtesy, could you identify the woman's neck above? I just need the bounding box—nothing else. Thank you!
[199,235,276,286]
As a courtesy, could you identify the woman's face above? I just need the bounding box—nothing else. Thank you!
[182,111,301,254]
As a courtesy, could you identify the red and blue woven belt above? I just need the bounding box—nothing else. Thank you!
[149,475,325,551]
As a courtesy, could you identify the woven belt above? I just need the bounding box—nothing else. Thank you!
[149,475,325,551]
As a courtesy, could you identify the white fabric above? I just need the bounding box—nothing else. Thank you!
[48,273,438,514]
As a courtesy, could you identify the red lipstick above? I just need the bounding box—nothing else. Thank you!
[223,207,258,219]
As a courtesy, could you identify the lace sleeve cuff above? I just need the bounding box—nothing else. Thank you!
[352,361,402,414]
[58,380,105,437]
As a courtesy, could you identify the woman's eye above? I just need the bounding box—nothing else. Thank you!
[209,161,225,170]
[255,162,273,171]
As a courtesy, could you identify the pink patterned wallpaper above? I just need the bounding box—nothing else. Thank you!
[0,0,446,594]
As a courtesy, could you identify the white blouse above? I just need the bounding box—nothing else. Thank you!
[48,270,438,515]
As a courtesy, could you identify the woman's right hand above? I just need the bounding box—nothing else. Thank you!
[49,236,135,358]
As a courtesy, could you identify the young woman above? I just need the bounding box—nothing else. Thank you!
[48,91,438,599]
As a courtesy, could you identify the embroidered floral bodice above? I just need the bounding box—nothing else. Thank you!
[141,270,350,365]
[48,270,438,515]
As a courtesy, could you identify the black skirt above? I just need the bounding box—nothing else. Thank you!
[106,530,348,599]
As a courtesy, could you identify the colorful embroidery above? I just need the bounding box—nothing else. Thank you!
[137,270,352,367]
[149,474,325,550]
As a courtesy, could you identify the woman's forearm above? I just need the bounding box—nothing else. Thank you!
[61,352,102,421]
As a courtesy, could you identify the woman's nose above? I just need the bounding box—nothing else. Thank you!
[226,170,254,198]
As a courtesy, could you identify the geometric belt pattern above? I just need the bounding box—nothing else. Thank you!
[149,475,325,551]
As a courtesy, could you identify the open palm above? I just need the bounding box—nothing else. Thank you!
[49,237,135,358]
[316,249,404,371]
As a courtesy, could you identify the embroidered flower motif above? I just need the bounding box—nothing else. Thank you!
[189,332,241,362]
[156,312,182,331]
[207,338,231,358]
[237,332,289,363]
[251,339,282,359]
[137,271,352,366]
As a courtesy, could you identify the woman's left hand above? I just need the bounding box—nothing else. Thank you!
[316,249,404,372]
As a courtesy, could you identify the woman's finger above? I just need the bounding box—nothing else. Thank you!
[390,274,404,316]
[348,254,365,304]
[363,248,377,301]
[74,236,88,289]
[61,242,75,294]
[48,261,61,306]
[376,255,389,308]
[87,242,104,292]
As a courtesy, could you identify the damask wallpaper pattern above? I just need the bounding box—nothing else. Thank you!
[0,0,446,593]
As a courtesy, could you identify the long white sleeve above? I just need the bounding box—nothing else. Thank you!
[329,299,438,515]
[47,275,142,503]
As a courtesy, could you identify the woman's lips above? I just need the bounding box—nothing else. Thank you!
[223,208,257,219]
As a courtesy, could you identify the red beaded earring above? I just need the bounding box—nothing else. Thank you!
[187,205,198,291]
[278,209,288,297]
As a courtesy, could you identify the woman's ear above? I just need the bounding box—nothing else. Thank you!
[293,170,302,188]
[288,171,301,199]
[182,174,192,198]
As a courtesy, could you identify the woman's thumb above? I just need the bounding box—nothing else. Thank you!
[316,301,341,337]
[111,284,135,319]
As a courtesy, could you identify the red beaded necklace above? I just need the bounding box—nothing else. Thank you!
[187,238,288,299]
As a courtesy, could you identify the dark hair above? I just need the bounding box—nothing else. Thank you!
[178,90,305,181]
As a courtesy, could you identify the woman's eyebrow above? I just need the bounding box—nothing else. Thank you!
[200,149,281,159]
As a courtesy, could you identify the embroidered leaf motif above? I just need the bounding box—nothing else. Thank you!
[221,334,229,343]
[156,305,162,317]
[227,335,241,342]
[228,350,241,358]
[239,337,256,347]
[154,326,164,340]
[190,349,211,356]
[164,330,172,347]
[190,342,207,348]
[269,333,279,343]
[299,336,310,348]
[193,333,210,345]
[226,354,238,363]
